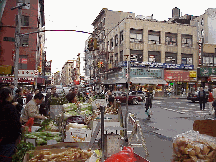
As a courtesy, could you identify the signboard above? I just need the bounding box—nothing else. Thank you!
[164,70,190,82]
[128,68,163,79]
[189,71,197,78]
[198,67,216,77]
[120,61,194,70]
[198,43,202,65]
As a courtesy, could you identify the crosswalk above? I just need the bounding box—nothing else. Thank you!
[153,100,214,119]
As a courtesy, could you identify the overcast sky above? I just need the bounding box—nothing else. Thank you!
[44,0,214,74]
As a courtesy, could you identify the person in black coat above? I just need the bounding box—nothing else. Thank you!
[13,88,24,116]
[145,91,153,119]
[198,87,207,110]
[0,87,22,162]
[45,86,59,115]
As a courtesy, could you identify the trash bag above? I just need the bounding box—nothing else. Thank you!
[104,146,136,162]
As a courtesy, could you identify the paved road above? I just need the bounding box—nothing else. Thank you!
[120,98,213,162]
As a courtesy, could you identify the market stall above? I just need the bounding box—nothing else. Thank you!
[13,95,150,162]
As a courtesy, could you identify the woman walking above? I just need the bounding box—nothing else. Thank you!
[0,87,22,162]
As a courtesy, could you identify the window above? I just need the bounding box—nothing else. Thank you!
[115,53,118,66]
[22,35,29,47]
[165,52,177,64]
[201,18,204,26]
[110,55,113,64]
[130,28,143,43]
[130,50,143,62]
[201,29,204,37]
[115,34,118,46]
[181,54,193,65]
[120,51,123,62]
[110,38,113,50]
[181,34,193,47]
[165,32,177,46]
[120,31,123,44]
[148,30,160,45]
[202,53,216,66]
[16,15,29,26]
[18,55,28,69]
[148,51,161,63]
[3,37,15,42]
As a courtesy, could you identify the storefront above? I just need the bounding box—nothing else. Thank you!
[164,70,190,95]
[197,67,216,89]
[189,71,197,93]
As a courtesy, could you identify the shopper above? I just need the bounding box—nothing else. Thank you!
[21,93,46,124]
[66,92,77,103]
[13,88,24,116]
[208,89,214,110]
[198,87,207,110]
[45,86,59,114]
[26,89,33,104]
[0,87,21,162]
[145,91,153,119]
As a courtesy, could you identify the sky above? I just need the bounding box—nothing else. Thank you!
[44,0,214,75]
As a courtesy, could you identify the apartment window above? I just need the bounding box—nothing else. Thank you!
[148,51,161,63]
[3,37,15,42]
[110,38,113,50]
[16,15,29,26]
[18,55,27,69]
[201,29,204,37]
[181,54,193,65]
[22,35,29,47]
[130,28,143,43]
[120,31,123,44]
[107,41,109,50]
[110,55,113,64]
[165,52,177,64]
[202,53,216,66]
[181,34,193,47]
[130,50,143,62]
[148,30,160,45]
[115,53,118,66]
[201,18,204,26]
[165,32,177,46]
[115,34,118,46]
[120,51,123,62]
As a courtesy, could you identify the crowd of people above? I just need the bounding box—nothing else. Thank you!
[0,85,79,162]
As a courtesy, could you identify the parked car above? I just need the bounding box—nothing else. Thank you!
[130,91,146,102]
[112,91,143,105]
[187,90,209,103]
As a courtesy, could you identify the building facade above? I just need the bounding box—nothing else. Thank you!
[61,60,76,86]
[0,0,45,87]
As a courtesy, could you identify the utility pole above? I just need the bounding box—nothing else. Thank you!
[11,3,26,88]
[124,55,130,140]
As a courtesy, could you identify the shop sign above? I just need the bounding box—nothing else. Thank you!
[120,61,194,70]
[189,71,197,78]
[198,67,216,77]
[164,70,190,82]
[198,43,202,65]
[128,68,163,79]
[189,77,197,82]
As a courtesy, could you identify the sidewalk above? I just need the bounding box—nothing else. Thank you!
[153,95,187,100]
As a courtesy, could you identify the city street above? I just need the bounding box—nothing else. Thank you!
[121,98,213,162]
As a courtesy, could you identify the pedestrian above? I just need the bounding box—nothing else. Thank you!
[145,91,152,119]
[208,89,214,110]
[45,86,59,115]
[66,92,77,103]
[21,93,46,124]
[26,89,33,104]
[0,87,22,162]
[198,87,207,110]
[12,88,24,116]
[212,98,216,118]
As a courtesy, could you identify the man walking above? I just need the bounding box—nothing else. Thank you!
[198,87,206,110]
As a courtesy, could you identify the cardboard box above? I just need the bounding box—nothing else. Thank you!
[193,120,216,137]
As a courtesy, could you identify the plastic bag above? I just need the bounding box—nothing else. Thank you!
[172,130,216,162]
[104,146,136,162]
[24,117,34,132]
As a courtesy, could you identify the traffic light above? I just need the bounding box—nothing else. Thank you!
[93,38,99,50]
[100,61,104,68]
[97,61,101,68]
[88,38,94,51]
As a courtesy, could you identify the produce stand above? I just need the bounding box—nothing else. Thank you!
[17,95,151,162]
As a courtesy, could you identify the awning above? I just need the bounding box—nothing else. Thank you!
[101,78,117,84]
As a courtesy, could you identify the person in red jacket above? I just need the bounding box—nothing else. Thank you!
[208,89,214,110]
